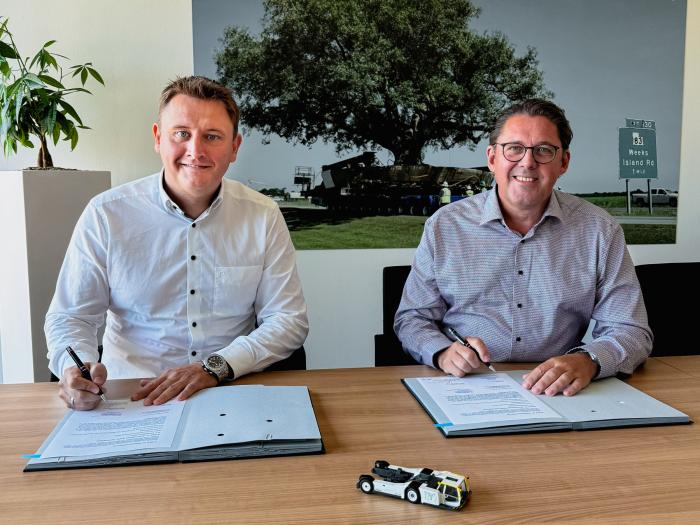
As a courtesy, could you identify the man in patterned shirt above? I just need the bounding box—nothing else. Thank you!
[395,99,651,396]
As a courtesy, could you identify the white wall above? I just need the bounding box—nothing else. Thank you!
[0,0,193,187]
[1,1,698,376]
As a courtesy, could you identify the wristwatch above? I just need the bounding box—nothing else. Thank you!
[571,348,601,377]
[201,354,233,384]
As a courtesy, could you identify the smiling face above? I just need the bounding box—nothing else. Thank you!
[153,94,242,211]
[487,114,570,224]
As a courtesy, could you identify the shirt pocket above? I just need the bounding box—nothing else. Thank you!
[213,265,263,317]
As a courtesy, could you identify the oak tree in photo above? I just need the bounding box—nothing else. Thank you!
[216,0,551,165]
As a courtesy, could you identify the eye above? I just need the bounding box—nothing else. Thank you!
[205,134,222,141]
[173,130,190,140]
[505,143,525,155]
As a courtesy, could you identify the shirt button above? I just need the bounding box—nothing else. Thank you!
[191,223,196,228]
[517,303,522,308]
[191,351,197,356]
[192,322,197,327]
[518,270,524,275]
[516,337,522,342]
[190,289,195,295]
[191,255,197,260]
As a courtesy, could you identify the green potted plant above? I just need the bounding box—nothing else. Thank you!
[0,17,111,383]
[0,16,104,168]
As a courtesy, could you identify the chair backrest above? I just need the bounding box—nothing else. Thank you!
[635,262,700,356]
[375,265,417,366]
[382,266,413,336]
[266,346,307,371]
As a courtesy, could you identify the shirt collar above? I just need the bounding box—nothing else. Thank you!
[479,186,565,228]
[158,170,225,219]
[479,187,506,226]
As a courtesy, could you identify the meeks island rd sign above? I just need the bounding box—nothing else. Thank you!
[619,118,657,180]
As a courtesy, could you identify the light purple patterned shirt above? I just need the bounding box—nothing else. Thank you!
[394,188,652,378]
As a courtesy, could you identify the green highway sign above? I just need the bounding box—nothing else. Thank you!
[619,119,657,180]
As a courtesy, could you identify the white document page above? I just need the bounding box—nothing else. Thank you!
[416,374,561,425]
[41,399,185,458]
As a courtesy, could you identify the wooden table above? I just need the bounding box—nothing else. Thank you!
[1,359,699,524]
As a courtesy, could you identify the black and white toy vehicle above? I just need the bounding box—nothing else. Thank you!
[357,460,470,510]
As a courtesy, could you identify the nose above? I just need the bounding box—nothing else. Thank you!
[186,135,206,158]
[518,148,538,169]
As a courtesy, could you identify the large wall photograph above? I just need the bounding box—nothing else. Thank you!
[194,0,686,249]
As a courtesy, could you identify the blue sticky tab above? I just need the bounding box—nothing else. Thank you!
[434,422,453,428]
[22,454,41,459]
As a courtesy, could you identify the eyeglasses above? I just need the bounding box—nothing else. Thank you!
[494,142,560,164]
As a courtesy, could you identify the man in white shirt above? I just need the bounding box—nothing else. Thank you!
[45,76,308,410]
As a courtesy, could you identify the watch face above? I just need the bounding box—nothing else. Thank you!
[207,354,226,368]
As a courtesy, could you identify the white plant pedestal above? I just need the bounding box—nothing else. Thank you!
[0,169,110,383]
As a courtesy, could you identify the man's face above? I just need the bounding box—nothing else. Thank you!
[153,94,242,204]
[486,114,570,218]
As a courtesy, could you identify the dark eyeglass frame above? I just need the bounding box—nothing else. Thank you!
[494,142,561,164]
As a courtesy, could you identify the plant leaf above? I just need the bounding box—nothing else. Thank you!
[87,67,104,85]
[0,41,19,59]
[23,72,45,88]
[70,125,78,149]
[80,68,88,86]
[38,74,64,89]
[58,99,83,125]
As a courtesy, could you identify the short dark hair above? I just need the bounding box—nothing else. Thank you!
[489,99,573,150]
[159,76,240,136]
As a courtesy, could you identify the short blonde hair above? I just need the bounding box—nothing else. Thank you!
[159,76,240,136]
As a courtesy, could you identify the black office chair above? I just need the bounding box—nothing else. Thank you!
[635,262,700,356]
[50,345,306,381]
[374,265,419,366]
[267,346,307,371]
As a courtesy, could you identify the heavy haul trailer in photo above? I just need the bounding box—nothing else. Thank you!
[307,152,493,216]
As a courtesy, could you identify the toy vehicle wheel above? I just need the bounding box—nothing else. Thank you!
[406,487,421,504]
[374,460,389,469]
[359,476,374,494]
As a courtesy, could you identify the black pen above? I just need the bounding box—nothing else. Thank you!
[445,326,497,372]
[65,346,107,402]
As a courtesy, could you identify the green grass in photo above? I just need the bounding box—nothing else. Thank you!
[621,224,676,244]
[291,215,427,250]
[581,196,677,216]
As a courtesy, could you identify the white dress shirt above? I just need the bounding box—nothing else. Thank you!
[45,172,308,379]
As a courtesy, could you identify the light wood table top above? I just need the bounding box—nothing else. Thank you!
[1,358,699,524]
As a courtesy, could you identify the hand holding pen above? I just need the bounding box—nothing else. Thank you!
[444,326,496,372]
[62,346,107,410]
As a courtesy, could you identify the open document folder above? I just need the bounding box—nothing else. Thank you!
[403,371,690,437]
[25,385,323,472]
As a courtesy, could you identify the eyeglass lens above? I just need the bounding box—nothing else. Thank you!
[502,143,557,163]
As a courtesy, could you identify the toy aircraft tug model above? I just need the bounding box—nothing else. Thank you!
[357,460,470,510]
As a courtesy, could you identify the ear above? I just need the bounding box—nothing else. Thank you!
[153,123,161,153]
[229,133,243,163]
[559,149,571,175]
[486,144,497,172]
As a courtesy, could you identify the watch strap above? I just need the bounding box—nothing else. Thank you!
[571,348,601,377]
[201,361,222,385]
